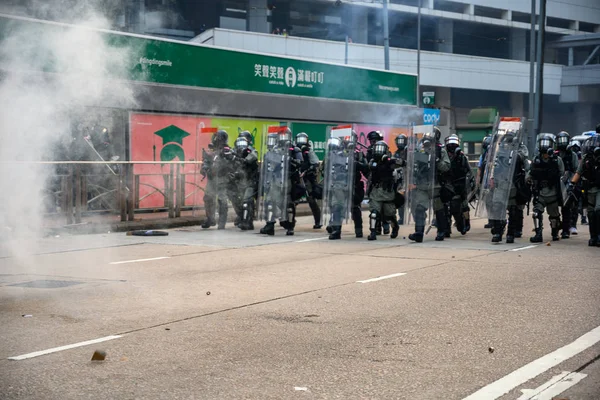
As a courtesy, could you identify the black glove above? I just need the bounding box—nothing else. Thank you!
[436,145,442,160]
[567,181,575,194]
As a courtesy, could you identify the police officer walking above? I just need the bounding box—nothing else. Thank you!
[367,141,400,241]
[444,134,473,235]
[556,131,579,239]
[202,130,233,229]
[528,134,565,242]
[230,133,259,230]
[393,134,408,224]
[568,129,600,247]
[296,132,323,229]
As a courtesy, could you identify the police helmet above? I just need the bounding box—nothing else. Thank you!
[327,137,343,152]
[419,135,433,153]
[238,130,253,145]
[278,127,292,147]
[482,135,492,150]
[395,134,408,151]
[445,134,460,153]
[367,130,383,145]
[374,140,389,157]
[583,135,600,158]
[556,131,570,150]
[296,132,309,147]
[433,126,442,142]
[234,137,249,152]
[568,139,581,153]
[537,133,555,154]
[267,133,278,149]
[212,130,228,147]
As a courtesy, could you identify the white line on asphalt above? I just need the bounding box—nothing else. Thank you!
[356,273,406,283]
[516,371,587,400]
[7,335,122,361]
[462,324,600,400]
[295,237,329,243]
[109,256,170,264]
[509,245,538,252]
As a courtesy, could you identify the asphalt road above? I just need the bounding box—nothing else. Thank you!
[1,214,599,399]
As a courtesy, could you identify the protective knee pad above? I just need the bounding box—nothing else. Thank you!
[369,210,379,231]
[266,204,274,222]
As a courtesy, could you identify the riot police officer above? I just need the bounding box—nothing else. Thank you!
[202,130,233,229]
[351,133,370,238]
[393,134,408,224]
[367,141,400,241]
[407,129,451,242]
[230,136,259,230]
[323,136,355,240]
[259,128,303,236]
[556,131,579,239]
[296,132,322,229]
[366,130,390,235]
[477,135,493,229]
[528,134,565,242]
[569,129,600,246]
[444,135,473,235]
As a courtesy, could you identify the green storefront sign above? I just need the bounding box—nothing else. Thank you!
[0,15,417,105]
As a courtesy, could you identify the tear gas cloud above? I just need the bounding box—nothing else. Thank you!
[0,0,137,258]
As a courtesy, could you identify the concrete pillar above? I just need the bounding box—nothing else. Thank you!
[568,48,574,66]
[350,6,368,44]
[510,29,526,61]
[465,4,475,15]
[511,93,524,118]
[248,0,270,33]
[436,19,453,53]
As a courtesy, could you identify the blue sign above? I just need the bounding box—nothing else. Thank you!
[423,108,440,125]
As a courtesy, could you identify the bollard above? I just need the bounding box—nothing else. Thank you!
[74,165,82,224]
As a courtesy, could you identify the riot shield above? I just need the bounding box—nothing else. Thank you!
[257,126,290,223]
[404,125,436,229]
[475,118,523,220]
[322,126,356,227]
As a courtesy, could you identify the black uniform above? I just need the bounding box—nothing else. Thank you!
[352,149,369,237]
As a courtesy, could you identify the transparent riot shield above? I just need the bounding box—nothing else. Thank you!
[475,120,523,220]
[257,126,290,223]
[404,126,436,229]
[322,126,356,227]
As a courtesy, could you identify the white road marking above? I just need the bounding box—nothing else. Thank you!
[8,335,122,361]
[509,245,538,252]
[462,324,600,400]
[109,256,170,264]
[517,371,587,400]
[295,237,329,243]
[357,273,406,283]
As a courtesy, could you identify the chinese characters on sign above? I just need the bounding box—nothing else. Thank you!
[254,64,325,88]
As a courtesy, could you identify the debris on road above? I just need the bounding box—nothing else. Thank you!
[488,347,495,353]
[91,350,106,361]
[21,314,32,318]
[206,291,211,295]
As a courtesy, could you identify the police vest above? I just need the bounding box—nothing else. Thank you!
[560,150,576,173]
[581,155,600,187]
[530,156,560,187]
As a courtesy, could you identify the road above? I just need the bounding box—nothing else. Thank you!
[1,214,599,399]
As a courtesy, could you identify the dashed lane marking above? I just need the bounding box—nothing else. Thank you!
[109,256,170,264]
[356,273,407,283]
[8,335,122,361]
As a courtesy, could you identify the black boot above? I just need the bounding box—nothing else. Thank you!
[201,219,216,229]
[491,220,505,243]
[390,219,399,239]
[308,197,322,229]
[355,228,363,238]
[435,210,447,241]
[409,225,424,243]
[383,222,390,235]
[260,222,275,236]
[550,217,560,241]
[484,219,492,229]
[589,212,599,246]
[530,228,543,243]
[329,226,341,240]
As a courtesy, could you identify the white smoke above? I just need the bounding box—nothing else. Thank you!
[0,3,137,258]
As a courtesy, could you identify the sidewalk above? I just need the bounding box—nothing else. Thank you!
[44,203,316,235]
